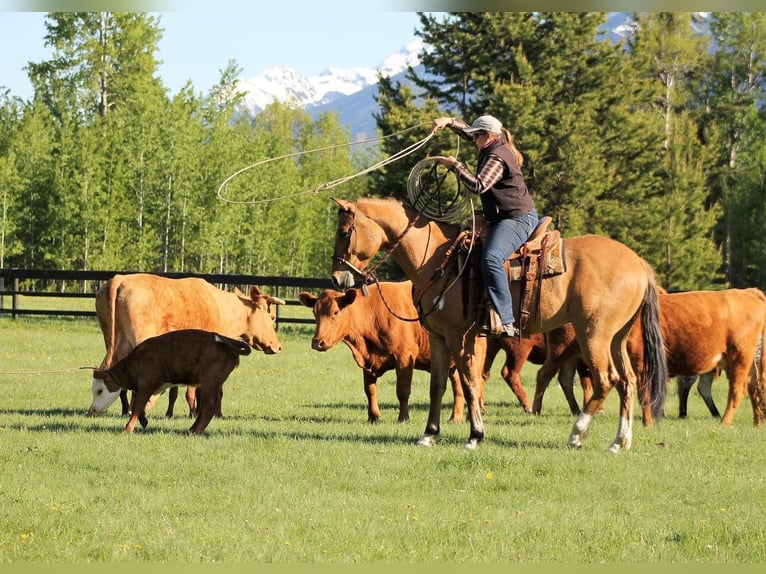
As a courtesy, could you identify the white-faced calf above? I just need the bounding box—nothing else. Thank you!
[91,329,251,434]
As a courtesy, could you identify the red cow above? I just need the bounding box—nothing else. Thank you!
[299,281,465,423]
[534,289,766,427]
[89,273,284,418]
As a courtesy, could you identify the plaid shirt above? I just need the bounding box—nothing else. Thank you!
[446,118,506,195]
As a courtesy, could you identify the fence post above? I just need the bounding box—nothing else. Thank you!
[12,277,19,320]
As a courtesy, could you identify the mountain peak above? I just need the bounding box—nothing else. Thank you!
[235,39,424,114]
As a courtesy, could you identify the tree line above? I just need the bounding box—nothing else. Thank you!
[1,12,764,291]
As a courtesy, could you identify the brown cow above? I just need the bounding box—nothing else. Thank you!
[483,327,592,415]
[91,329,250,434]
[534,288,766,427]
[299,282,466,423]
[89,273,284,418]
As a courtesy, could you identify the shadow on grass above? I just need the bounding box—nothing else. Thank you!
[0,404,570,449]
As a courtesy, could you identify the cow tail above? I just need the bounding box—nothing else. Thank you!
[216,334,252,356]
[104,276,121,368]
[640,271,668,423]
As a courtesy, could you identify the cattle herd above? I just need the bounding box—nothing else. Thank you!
[80,264,766,447]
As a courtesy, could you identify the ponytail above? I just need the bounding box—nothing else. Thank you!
[501,127,523,167]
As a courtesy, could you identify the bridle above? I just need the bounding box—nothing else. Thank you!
[331,205,465,323]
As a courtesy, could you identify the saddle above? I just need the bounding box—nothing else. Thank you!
[459,214,566,334]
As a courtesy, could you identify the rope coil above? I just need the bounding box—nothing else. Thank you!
[407,156,472,223]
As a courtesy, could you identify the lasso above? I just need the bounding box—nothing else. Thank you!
[216,123,436,205]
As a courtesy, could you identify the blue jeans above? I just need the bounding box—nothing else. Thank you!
[482,209,539,326]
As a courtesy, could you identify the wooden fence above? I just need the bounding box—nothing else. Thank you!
[0,268,335,328]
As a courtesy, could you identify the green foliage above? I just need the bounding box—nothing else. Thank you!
[2,12,766,291]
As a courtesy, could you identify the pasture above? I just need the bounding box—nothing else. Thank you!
[1,317,765,563]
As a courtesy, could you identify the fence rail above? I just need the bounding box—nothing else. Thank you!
[0,268,335,328]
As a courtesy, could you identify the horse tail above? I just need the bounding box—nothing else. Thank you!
[640,268,668,422]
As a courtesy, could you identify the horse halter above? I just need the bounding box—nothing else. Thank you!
[332,207,370,282]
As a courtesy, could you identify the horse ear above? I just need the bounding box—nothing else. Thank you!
[331,197,352,211]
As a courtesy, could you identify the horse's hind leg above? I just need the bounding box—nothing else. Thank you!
[568,348,613,449]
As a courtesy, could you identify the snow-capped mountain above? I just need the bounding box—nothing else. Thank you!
[235,39,424,117]
[233,14,642,140]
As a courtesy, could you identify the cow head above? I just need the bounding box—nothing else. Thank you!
[240,286,285,354]
[298,288,358,351]
[88,369,122,414]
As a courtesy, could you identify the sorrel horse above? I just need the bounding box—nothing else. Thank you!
[330,197,668,452]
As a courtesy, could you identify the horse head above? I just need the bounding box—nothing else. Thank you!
[330,197,383,290]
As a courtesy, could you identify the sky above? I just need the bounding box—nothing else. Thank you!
[0,1,423,101]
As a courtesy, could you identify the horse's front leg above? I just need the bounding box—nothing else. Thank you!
[454,333,486,450]
[416,338,452,447]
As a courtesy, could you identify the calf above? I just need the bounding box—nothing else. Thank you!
[91,329,250,434]
[299,282,465,423]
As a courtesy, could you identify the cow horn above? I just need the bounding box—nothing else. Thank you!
[267,296,286,305]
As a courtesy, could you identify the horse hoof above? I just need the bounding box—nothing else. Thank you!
[464,438,480,450]
[608,443,621,454]
[416,435,437,447]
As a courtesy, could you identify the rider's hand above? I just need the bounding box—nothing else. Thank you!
[431,117,453,133]
[438,156,458,171]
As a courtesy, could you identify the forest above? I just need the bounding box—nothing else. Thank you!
[1,12,765,291]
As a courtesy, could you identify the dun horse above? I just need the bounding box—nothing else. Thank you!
[330,197,668,452]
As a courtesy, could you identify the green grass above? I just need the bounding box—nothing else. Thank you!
[1,317,765,563]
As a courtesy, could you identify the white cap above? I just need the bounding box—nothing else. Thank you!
[463,115,503,135]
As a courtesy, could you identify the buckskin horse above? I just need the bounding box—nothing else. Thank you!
[330,196,668,452]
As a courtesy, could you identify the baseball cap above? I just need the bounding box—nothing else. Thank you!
[463,115,503,135]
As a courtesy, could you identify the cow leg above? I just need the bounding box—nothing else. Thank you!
[190,384,220,435]
[394,365,413,423]
[556,359,582,416]
[720,364,750,426]
[124,389,154,433]
[119,389,130,416]
[448,366,465,423]
[165,386,179,418]
[676,376,696,419]
[186,386,198,418]
[694,372,720,418]
[532,354,559,415]
[500,362,532,413]
[362,372,381,424]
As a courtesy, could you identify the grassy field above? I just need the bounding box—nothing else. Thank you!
[1,317,765,564]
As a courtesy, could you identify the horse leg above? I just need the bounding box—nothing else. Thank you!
[448,366,466,423]
[568,342,615,449]
[457,334,487,450]
[394,365,413,423]
[676,375,696,419]
[417,339,452,447]
[695,372,720,418]
[363,371,382,424]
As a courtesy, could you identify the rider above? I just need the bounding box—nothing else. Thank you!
[431,114,538,338]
